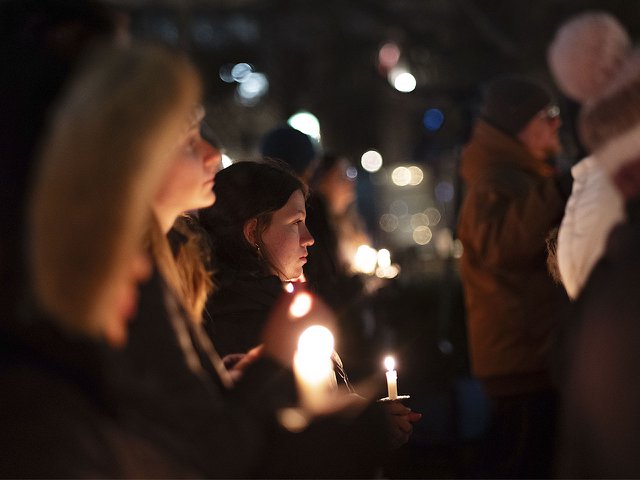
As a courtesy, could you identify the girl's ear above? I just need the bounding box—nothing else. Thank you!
[243,218,258,245]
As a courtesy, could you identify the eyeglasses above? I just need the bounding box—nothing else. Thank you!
[539,104,560,121]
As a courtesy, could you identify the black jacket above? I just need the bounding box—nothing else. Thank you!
[205,273,283,357]
[558,198,640,477]
[0,315,192,478]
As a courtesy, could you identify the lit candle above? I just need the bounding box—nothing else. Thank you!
[294,325,336,412]
[289,292,313,318]
[384,355,398,399]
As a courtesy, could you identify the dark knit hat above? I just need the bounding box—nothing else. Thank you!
[480,76,553,136]
[260,125,317,176]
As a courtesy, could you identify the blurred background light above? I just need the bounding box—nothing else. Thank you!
[354,245,378,274]
[389,199,408,216]
[391,166,411,186]
[378,42,401,70]
[379,213,399,232]
[221,154,234,169]
[346,166,358,179]
[410,213,429,229]
[435,181,454,203]
[219,63,235,83]
[288,111,321,141]
[423,108,445,132]
[424,207,441,226]
[231,62,253,82]
[361,150,383,172]
[408,165,424,185]
[389,68,416,93]
[413,225,433,245]
[236,72,269,104]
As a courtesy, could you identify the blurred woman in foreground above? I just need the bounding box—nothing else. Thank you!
[0,44,199,477]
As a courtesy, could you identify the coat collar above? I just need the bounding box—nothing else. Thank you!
[460,120,554,183]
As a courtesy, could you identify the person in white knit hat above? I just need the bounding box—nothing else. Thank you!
[558,66,640,478]
[555,53,640,298]
[548,11,631,104]
[548,12,633,299]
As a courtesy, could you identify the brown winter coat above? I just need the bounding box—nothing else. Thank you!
[457,120,570,396]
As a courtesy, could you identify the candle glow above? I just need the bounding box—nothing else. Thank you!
[294,325,336,412]
[384,355,398,400]
[289,292,313,318]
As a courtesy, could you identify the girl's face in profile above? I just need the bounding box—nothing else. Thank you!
[155,120,222,215]
[260,189,314,281]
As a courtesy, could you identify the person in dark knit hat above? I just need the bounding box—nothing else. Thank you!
[456,75,572,478]
[260,125,318,179]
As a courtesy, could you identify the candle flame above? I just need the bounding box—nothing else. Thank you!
[289,292,313,318]
[284,282,294,293]
[384,355,395,371]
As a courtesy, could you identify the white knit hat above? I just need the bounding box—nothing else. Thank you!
[548,11,630,103]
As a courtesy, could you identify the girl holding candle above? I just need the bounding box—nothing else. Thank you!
[199,160,421,447]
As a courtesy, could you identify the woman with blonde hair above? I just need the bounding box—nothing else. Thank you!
[0,43,201,477]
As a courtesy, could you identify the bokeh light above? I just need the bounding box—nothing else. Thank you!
[410,213,429,229]
[288,111,321,141]
[354,245,378,274]
[435,181,454,202]
[221,154,234,169]
[424,207,441,226]
[379,213,399,232]
[413,226,433,245]
[389,200,408,216]
[361,150,383,172]
[231,62,253,82]
[297,325,334,360]
[378,42,401,70]
[423,108,445,131]
[391,166,411,186]
[237,72,268,97]
[290,292,313,318]
[408,165,424,185]
[392,71,416,92]
[377,248,391,269]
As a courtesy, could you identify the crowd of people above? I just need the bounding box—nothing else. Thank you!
[1,0,640,478]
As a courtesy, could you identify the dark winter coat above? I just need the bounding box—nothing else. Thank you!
[204,273,283,357]
[109,266,299,478]
[457,120,570,396]
[553,120,640,475]
[0,315,192,478]
[114,264,385,477]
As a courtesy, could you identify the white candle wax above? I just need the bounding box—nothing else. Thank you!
[384,356,398,399]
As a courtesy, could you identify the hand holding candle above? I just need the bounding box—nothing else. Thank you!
[261,289,336,368]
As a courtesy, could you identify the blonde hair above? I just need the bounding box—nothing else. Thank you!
[29,44,200,338]
[148,214,213,322]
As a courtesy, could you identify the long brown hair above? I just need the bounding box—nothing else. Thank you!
[148,213,213,322]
